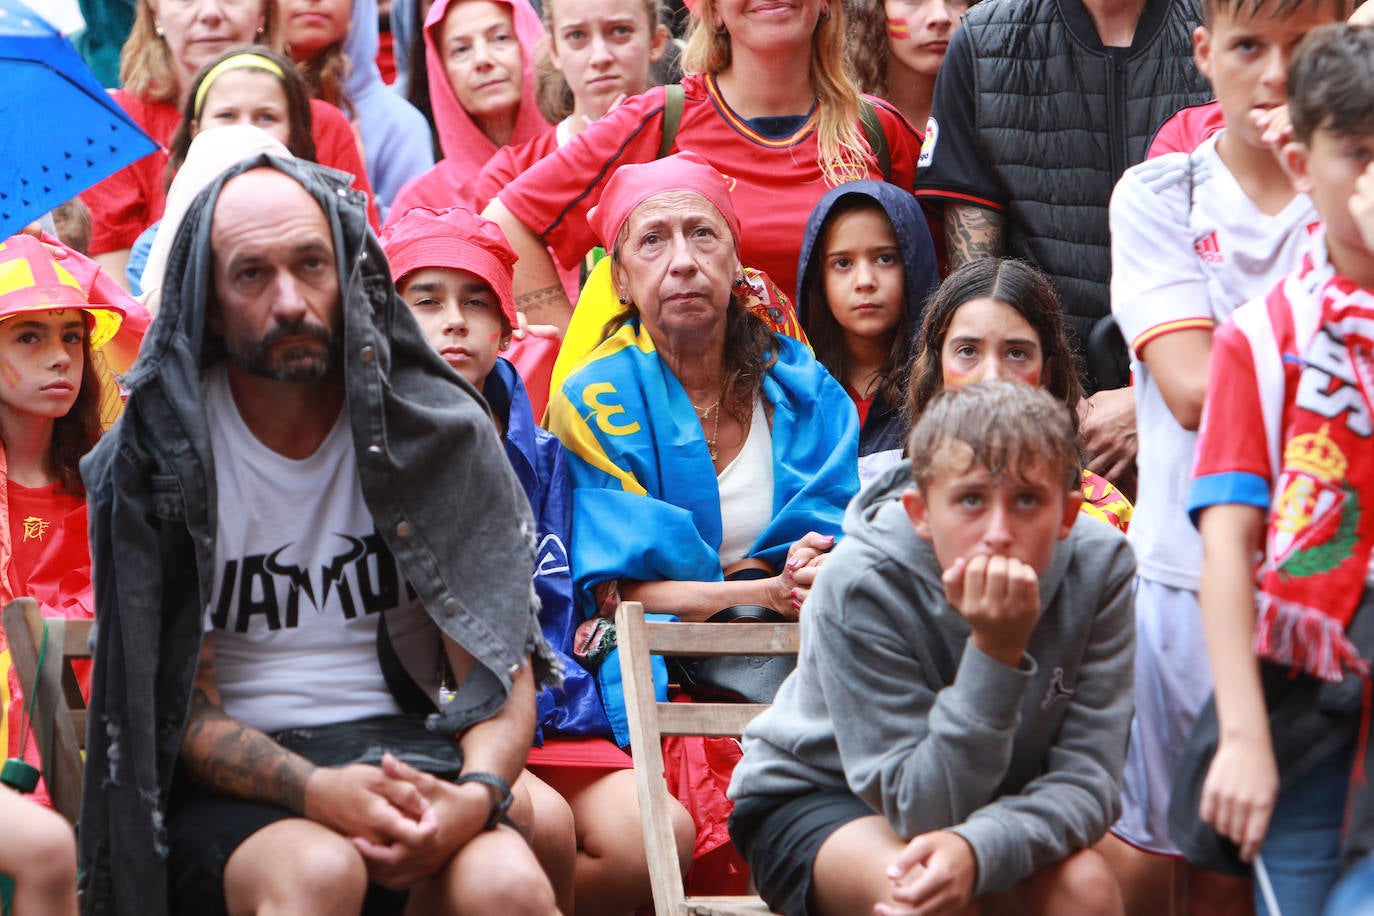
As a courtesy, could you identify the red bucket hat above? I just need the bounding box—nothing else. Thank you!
[378,206,519,331]
[0,235,124,349]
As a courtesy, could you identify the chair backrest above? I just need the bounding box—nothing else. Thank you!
[615,600,799,916]
[2,597,91,824]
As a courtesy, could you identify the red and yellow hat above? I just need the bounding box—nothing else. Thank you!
[0,235,124,349]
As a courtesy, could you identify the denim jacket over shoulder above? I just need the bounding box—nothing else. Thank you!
[77,155,555,916]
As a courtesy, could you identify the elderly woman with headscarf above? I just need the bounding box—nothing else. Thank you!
[546,151,857,651]
[544,152,858,889]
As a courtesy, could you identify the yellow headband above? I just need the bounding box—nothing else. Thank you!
[193,53,287,119]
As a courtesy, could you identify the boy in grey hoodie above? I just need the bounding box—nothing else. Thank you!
[728,380,1135,916]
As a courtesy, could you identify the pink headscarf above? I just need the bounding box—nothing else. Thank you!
[588,151,744,252]
[424,0,552,178]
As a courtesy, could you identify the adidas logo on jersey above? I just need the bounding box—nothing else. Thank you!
[1195,231,1224,264]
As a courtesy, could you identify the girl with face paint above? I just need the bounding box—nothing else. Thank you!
[907,257,1134,532]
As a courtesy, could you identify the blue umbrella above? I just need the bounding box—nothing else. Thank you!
[0,0,156,238]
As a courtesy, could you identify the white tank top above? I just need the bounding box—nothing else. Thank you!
[716,399,774,569]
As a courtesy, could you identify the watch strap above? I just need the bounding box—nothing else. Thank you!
[457,771,513,830]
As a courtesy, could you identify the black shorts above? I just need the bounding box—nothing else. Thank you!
[167,781,409,916]
[728,790,876,916]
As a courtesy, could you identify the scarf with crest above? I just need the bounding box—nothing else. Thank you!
[1258,250,1374,682]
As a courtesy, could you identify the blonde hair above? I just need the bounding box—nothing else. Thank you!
[121,0,281,104]
[682,0,870,187]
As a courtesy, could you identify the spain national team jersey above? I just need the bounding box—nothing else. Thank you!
[1111,134,1317,589]
[497,73,921,298]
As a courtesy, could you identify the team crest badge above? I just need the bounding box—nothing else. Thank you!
[1269,424,1360,578]
[918,117,938,169]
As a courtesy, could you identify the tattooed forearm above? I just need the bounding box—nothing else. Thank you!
[945,204,1006,271]
[516,284,572,325]
[180,685,315,813]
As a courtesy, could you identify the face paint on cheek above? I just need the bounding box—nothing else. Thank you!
[887,16,910,39]
[0,360,20,390]
[942,363,977,390]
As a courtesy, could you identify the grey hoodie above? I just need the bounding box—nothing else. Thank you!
[729,463,1135,896]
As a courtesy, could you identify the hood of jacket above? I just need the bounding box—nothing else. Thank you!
[794,179,938,337]
[345,0,384,96]
[423,0,552,174]
[345,0,436,218]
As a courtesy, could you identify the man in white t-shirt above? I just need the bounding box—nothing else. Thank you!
[78,155,563,916]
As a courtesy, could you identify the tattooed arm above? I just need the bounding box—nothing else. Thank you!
[483,199,574,333]
[944,203,1006,271]
[180,638,432,846]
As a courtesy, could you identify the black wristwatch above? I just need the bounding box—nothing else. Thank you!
[457,771,513,831]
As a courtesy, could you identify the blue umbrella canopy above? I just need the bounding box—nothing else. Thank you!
[0,0,156,237]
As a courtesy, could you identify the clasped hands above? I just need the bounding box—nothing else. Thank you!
[303,754,494,890]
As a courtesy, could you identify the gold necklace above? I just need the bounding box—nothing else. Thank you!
[690,396,723,461]
[705,402,721,461]
[690,395,720,418]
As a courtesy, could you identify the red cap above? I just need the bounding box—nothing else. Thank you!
[588,151,742,254]
[379,206,519,330]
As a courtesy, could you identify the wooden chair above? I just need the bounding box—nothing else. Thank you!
[615,600,800,916]
[2,597,91,824]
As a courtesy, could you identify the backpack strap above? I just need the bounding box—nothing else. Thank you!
[657,84,686,160]
[859,99,891,183]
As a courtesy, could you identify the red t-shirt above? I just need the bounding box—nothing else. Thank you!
[1148,101,1225,159]
[2,481,91,808]
[82,90,379,254]
[498,73,922,297]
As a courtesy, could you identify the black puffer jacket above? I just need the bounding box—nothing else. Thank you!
[918,0,1211,378]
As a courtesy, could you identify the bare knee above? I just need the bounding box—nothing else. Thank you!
[22,813,77,889]
[419,829,559,916]
[474,840,560,915]
[225,820,367,915]
[1032,848,1124,916]
[7,807,78,904]
[669,795,695,874]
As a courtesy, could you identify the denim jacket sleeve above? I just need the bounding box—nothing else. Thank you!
[79,402,209,916]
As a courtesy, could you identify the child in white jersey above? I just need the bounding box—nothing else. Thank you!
[1105,0,1345,909]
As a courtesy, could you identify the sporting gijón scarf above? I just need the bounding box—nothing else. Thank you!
[1261,254,1374,682]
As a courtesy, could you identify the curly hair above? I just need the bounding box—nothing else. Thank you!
[536,0,666,122]
[121,0,282,104]
[166,45,318,180]
[293,41,355,115]
[906,258,1083,434]
[605,293,779,423]
[681,0,872,188]
[843,0,890,96]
